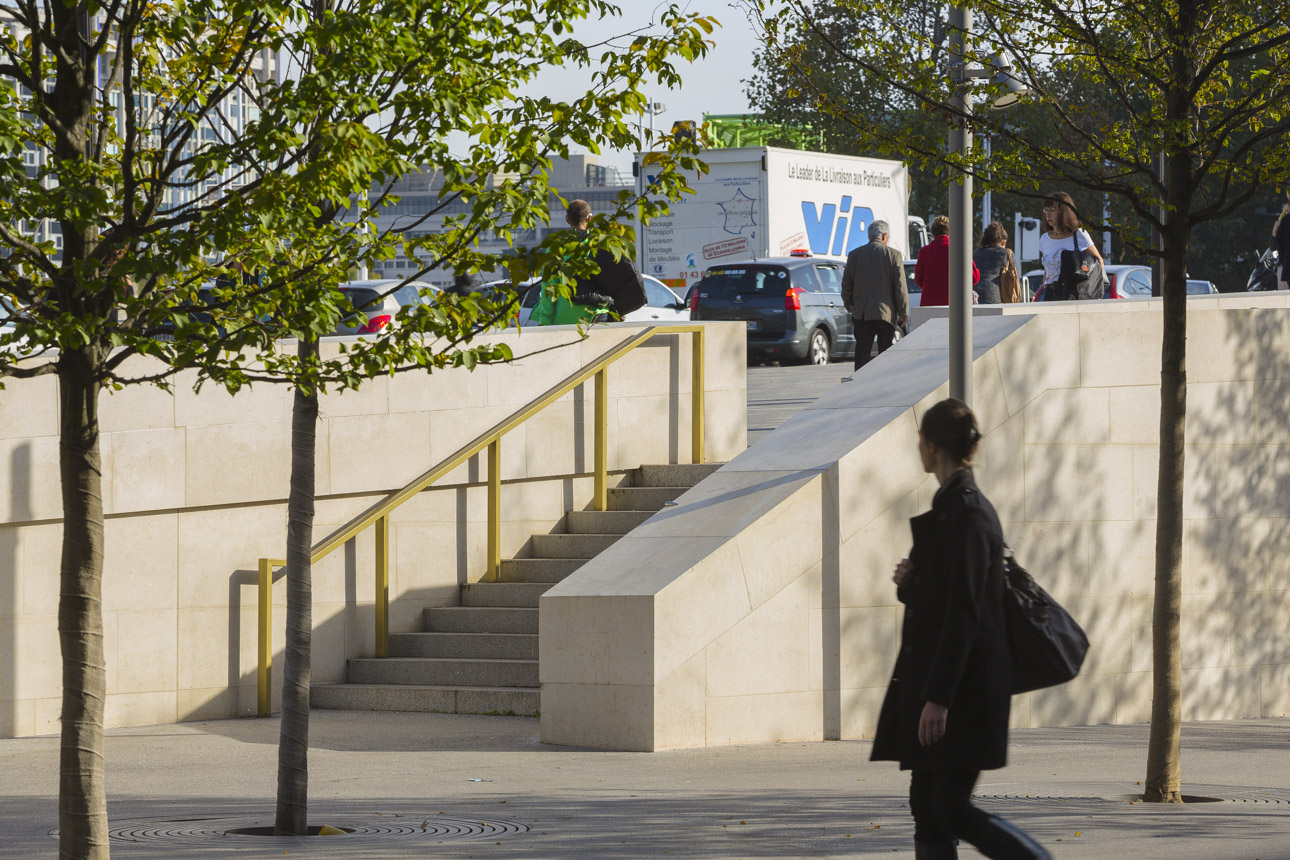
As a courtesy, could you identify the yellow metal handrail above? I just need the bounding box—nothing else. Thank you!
[255,323,707,715]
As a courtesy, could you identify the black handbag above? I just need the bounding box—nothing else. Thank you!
[1054,233,1105,301]
[1002,549,1089,693]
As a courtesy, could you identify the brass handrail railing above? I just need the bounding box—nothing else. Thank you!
[255,323,707,715]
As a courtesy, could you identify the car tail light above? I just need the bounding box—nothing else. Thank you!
[1106,274,1121,299]
[358,314,392,333]
[785,287,803,311]
[689,289,700,313]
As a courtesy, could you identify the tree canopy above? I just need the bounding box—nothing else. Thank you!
[0,1,714,854]
[745,0,1290,289]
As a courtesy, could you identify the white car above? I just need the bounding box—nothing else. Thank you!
[328,279,440,336]
[516,275,689,326]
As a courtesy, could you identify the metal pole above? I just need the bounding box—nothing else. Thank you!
[593,369,607,511]
[487,439,501,582]
[1152,151,1165,296]
[375,515,389,657]
[691,329,705,464]
[257,558,272,717]
[948,4,973,406]
[1103,179,1113,257]
[981,134,992,232]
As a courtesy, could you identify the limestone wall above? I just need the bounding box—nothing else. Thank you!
[0,322,747,737]
[540,299,1290,750]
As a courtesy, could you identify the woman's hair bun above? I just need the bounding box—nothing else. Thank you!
[921,398,982,465]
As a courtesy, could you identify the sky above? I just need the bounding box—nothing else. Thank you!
[523,1,762,178]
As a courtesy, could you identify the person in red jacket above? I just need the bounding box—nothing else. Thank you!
[915,215,980,307]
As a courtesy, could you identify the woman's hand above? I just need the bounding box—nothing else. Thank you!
[893,558,913,588]
[918,701,949,746]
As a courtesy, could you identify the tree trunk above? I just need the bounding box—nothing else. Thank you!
[275,337,320,835]
[1144,204,1189,805]
[57,347,110,859]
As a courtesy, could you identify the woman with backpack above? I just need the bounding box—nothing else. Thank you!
[1038,191,1104,301]
[871,399,1052,860]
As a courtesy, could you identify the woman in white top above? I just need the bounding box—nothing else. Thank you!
[1038,191,1104,300]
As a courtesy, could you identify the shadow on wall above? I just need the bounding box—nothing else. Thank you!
[1185,308,1290,721]
[973,317,1146,729]
[1005,359,1147,729]
[2,444,30,734]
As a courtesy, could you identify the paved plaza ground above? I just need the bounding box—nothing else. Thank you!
[1,711,1287,859]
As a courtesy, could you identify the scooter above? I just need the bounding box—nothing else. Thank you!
[1246,245,1280,291]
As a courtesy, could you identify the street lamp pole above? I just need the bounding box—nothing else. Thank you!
[948,4,974,406]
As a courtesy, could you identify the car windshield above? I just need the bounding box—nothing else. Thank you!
[341,288,386,314]
[700,265,790,296]
[392,285,423,307]
[1185,280,1211,295]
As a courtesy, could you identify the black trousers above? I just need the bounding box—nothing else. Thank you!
[854,318,896,370]
[909,769,1048,859]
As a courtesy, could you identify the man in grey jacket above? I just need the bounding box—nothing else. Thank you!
[841,220,909,370]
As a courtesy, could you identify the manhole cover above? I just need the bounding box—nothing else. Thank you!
[974,783,1290,806]
[51,814,529,846]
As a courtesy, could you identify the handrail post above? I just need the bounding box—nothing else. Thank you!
[691,327,705,464]
[375,515,389,658]
[257,558,272,717]
[594,368,608,511]
[487,439,501,582]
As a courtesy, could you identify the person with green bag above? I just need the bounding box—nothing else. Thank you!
[532,199,646,325]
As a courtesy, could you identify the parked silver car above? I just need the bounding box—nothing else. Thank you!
[330,280,438,336]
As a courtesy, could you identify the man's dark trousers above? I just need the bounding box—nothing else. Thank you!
[854,319,896,370]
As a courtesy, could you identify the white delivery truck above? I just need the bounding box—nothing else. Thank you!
[634,146,926,291]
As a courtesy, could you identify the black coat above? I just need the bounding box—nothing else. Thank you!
[870,470,1012,772]
[570,229,647,315]
[972,246,1008,305]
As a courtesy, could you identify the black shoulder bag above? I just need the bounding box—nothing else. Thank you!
[1056,232,1105,301]
[1003,549,1090,693]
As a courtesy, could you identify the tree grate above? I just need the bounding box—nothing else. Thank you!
[50,814,529,847]
[975,784,1290,806]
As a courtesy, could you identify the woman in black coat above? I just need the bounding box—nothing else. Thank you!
[870,399,1051,860]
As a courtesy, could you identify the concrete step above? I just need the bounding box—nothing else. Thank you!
[425,606,538,634]
[498,558,583,583]
[530,533,620,559]
[460,582,549,608]
[347,657,538,688]
[389,632,538,660]
[311,683,539,716]
[634,463,723,487]
[607,485,686,512]
[565,510,656,534]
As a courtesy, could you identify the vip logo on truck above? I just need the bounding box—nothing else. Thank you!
[802,196,876,256]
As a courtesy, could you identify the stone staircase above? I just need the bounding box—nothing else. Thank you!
[311,463,720,716]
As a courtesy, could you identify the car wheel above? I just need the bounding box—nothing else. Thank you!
[807,329,830,365]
